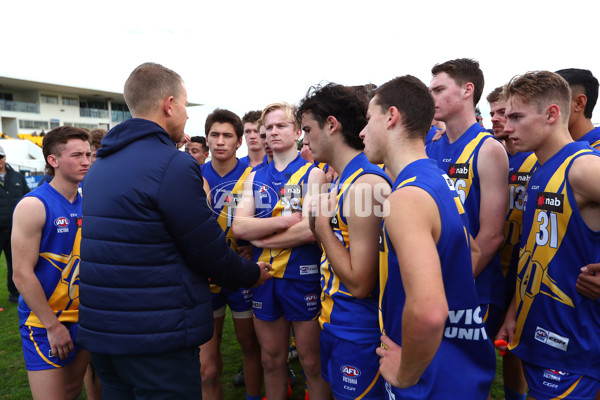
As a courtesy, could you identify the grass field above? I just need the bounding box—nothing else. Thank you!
[0,258,506,399]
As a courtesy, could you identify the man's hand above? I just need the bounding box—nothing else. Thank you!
[496,302,517,352]
[576,263,600,300]
[376,335,415,389]
[253,262,272,287]
[237,245,253,261]
[47,322,74,360]
[431,129,446,142]
[177,133,191,149]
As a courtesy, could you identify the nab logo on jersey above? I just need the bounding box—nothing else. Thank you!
[279,184,302,199]
[510,172,530,184]
[448,163,469,179]
[340,365,361,378]
[535,192,564,213]
[330,215,339,229]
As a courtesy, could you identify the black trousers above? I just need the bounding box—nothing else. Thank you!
[0,228,16,295]
[91,347,203,399]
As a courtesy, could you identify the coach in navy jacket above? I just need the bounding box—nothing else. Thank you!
[78,63,271,398]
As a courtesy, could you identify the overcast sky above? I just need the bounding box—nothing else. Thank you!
[3,0,599,156]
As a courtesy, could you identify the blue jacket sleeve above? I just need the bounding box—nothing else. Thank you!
[157,152,260,289]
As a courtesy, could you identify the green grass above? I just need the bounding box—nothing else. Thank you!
[0,257,505,399]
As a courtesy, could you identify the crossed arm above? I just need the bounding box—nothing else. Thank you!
[312,173,390,298]
[232,168,326,249]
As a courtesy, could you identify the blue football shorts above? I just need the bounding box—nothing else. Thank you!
[20,323,80,371]
[523,361,600,400]
[320,329,384,399]
[252,277,321,321]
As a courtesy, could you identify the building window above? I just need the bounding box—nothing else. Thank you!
[41,94,58,104]
[19,120,49,130]
[112,103,131,122]
[50,120,60,129]
[64,122,99,130]
[62,97,78,106]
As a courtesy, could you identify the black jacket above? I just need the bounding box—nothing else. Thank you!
[0,165,29,229]
[78,118,261,355]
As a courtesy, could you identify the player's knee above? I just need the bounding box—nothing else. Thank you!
[65,380,84,400]
[298,352,321,376]
[237,336,260,356]
[201,360,220,385]
[260,350,286,371]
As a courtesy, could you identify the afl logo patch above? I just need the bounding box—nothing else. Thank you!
[340,365,361,377]
[54,217,70,227]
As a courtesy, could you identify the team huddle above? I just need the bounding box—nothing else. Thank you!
[12,60,600,400]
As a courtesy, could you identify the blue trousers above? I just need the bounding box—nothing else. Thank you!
[91,347,202,399]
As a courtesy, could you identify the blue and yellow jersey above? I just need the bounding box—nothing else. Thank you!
[319,153,390,342]
[379,158,495,399]
[202,159,253,252]
[426,123,505,308]
[314,161,330,174]
[578,126,600,150]
[18,183,82,328]
[202,160,253,293]
[500,151,538,277]
[252,154,321,281]
[509,142,600,378]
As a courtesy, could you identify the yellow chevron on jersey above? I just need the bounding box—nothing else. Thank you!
[509,149,592,349]
[208,165,252,293]
[448,131,490,201]
[319,168,362,327]
[500,152,537,276]
[592,139,600,149]
[26,225,81,327]
[378,222,389,337]
[215,166,253,251]
[256,163,313,278]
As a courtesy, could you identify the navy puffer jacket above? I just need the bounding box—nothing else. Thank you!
[78,118,260,355]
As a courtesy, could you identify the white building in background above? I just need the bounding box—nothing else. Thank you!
[0,75,130,137]
[0,75,131,180]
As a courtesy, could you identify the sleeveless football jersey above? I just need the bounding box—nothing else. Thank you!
[500,151,537,277]
[202,159,253,293]
[201,159,253,252]
[18,183,82,327]
[251,154,321,281]
[379,158,495,399]
[319,152,390,342]
[578,126,600,150]
[509,142,600,378]
[426,123,505,308]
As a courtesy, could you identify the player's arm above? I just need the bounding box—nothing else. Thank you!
[496,293,517,350]
[232,170,302,241]
[375,186,448,388]
[470,234,481,274]
[253,167,326,249]
[473,138,509,277]
[569,154,600,299]
[315,174,390,298]
[12,197,74,360]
